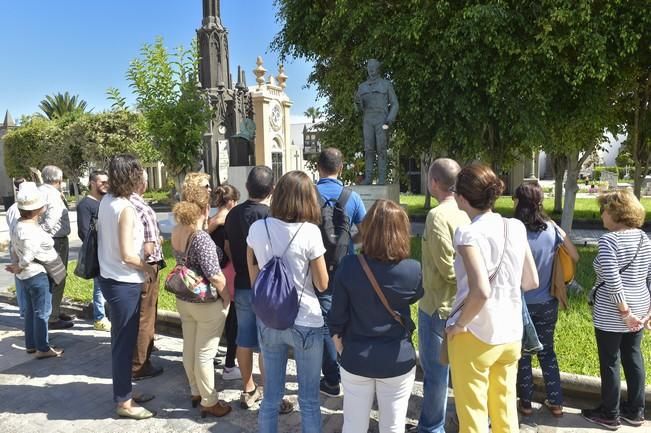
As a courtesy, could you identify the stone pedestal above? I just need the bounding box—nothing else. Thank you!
[228,166,254,201]
[349,183,400,210]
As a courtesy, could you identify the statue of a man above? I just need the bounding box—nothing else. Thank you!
[354,59,398,185]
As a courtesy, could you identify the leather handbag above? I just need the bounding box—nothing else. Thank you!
[550,223,576,309]
[35,255,67,286]
[164,232,216,302]
[439,218,508,365]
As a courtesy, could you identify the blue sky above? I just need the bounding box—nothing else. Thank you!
[0,0,321,122]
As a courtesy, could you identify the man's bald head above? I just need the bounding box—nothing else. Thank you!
[429,158,461,191]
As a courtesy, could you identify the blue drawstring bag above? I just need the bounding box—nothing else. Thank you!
[251,219,307,330]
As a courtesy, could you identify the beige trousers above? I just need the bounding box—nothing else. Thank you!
[177,298,229,407]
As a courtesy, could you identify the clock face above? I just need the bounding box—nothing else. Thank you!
[270,104,283,131]
[217,124,226,135]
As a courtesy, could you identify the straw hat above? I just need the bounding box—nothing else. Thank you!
[16,182,46,211]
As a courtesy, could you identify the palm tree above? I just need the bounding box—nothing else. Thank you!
[38,92,90,120]
[304,106,322,123]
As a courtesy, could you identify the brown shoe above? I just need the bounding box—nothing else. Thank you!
[35,347,64,359]
[544,399,563,418]
[132,364,164,381]
[200,400,232,418]
[517,399,533,416]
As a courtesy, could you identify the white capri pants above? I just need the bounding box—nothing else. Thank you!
[341,366,416,433]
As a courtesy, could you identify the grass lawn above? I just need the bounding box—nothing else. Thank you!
[62,239,650,381]
[401,194,651,221]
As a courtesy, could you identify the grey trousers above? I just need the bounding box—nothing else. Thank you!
[363,114,388,184]
[48,236,69,322]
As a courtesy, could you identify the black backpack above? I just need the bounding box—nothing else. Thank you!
[319,188,353,273]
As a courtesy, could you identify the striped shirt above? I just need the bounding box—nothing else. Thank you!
[593,229,651,332]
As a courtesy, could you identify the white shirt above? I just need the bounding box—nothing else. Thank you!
[12,220,58,280]
[449,212,527,345]
[97,194,145,283]
[6,203,20,235]
[247,218,327,328]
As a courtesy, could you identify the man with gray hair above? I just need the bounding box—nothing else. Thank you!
[411,158,469,433]
[39,165,74,329]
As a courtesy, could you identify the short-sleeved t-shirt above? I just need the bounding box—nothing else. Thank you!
[525,222,559,305]
[247,217,327,328]
[449,212,527,345]
[224,200,270,290]
[316,178,366,255]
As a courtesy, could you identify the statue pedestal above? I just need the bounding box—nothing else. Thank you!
[349,183,400,210]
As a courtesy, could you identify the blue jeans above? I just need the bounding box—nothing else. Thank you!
[234,289,259,349]
[317,289,340,385]
[417,309,449,433]
[93,277,107,321]
[15,276,27,318]
[258,322,323,433]
[100,276,141,403]
[22,273,52,352]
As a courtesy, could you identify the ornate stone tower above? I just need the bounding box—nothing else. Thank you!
[197,0,252,184]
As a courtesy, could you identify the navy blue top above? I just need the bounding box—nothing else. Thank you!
[525,222,561,304]
[329,254,423,378]
[316,178,366,255]
[76,195,100,242]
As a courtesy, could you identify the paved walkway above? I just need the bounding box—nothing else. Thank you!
[0,302,645,433]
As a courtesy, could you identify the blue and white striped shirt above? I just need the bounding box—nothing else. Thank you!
[593,229,651,332]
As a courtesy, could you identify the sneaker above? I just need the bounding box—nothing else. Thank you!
[582,408,621,430]
[94,319,111,332]
[620,408,645,427]
[319,378,341,397]
[240,385,263,409]
[222,366,242,381]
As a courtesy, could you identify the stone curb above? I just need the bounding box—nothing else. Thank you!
[1,291,650,406]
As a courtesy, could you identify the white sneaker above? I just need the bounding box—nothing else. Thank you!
[222,366,242,380]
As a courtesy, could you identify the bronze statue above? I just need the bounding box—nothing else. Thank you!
[354,59,398,185]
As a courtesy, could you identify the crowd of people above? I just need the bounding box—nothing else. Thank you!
[5,149,650,432]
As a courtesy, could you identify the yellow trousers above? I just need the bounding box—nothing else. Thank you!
[449,332,521,433]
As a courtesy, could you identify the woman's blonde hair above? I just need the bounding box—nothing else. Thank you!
[598,189,645,228]
[182,172,210,200]
[360,199,411,262]
[174,187,211,226]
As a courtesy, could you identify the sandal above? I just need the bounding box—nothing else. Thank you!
[279,397,295,415]
[543,399,563,418]
[116,406,156,420]
[517,399,533,416]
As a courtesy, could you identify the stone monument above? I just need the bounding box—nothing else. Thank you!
[354,59,399,185]
[197,0,253,184]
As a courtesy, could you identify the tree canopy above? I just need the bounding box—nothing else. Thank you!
[126,37,212,179]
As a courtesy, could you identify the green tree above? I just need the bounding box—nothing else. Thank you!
[126,37,212,187]
[38,91,90,120]
[3,116,58,177]
[304,106,322,122]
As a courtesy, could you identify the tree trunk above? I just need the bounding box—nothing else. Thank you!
[561,151,588,233]
[424,188,431,209]
[551,155,565,214]
[633,165,644,198]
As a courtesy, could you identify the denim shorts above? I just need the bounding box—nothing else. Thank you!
[234,289,259,350]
